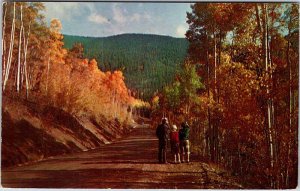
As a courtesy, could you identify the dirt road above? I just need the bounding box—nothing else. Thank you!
[1,125,243,188]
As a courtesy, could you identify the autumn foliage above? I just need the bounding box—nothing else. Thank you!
[1,2,298,189]
[1,2,144,125]
[154,3,298,189]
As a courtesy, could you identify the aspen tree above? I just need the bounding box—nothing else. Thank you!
[3,2,16,90]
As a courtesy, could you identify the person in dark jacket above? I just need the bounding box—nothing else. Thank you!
[156,118,170,164]
[179,121,190,163]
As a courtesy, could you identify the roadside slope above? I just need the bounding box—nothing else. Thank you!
[1,96,133,168]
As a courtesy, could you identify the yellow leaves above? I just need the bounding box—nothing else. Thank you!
[50,19,62,34]
[151,95,160,109]
[222,53,231,64]
[152,95,159,104]
[219,54,260,98]
[215,53,262,120]
[133,99,150,108]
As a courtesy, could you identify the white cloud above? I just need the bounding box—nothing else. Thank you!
[112,4,151,24]
[44,2,80,21]
[112,4,126,24]
[176,25,187,37]
[105,25,125,35]
[144,13,151,20]
[88,13,109,24]
[130,13,141,22]
[129,13,151,22]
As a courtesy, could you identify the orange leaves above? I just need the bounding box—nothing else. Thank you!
[109,71,131,103]
[207,3,251,32]
[211,3,232,26]
[50,19,62,34]
[218,61,259,116]
[88,59,98,71]
[37,31,138,122]
[184,2,298,187]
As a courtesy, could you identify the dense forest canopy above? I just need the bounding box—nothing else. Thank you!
[63,34,189,100]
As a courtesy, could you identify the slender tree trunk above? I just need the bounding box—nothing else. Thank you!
[2,3,7,80]
[17,5,24,92]
[23,23,31,99]
[213,30,217,98]
[206,32,213,161]
[217,30,222,103]
[213,30,218,161]
[268,8,279,187]
[230,31,235,59]
[21,24,26,86]
[255,4,262,34]
[215,30,222,162]
[285,13,292,188]
[3,2,16,91]
[262,3,275,187]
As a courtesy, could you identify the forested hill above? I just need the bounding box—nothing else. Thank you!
[63,34,189,100]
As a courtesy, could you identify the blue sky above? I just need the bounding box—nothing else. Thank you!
[43,2,192,38]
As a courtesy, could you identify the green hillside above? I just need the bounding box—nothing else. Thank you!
[63,34,189,100]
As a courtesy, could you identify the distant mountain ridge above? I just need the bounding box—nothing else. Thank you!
[63,33,189,100]
[65,33,184,40]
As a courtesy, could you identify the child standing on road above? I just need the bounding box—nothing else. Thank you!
[170,125,180,163]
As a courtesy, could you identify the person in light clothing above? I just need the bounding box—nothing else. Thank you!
[170,125,180,163]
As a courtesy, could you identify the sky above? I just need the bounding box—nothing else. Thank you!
[43,2,192,38]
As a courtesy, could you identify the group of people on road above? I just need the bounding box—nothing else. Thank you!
[156,117,190,164]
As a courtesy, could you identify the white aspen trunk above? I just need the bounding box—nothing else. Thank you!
[23,23,31,98]
[3,2,16,91]
[255,5,262,34]
[266,2,275,169]
[21,55,24,85]
[17,5,23,92]
[257,4,276,187]
[285,12,293,188]
[214,30,217,95]
[231,30,235,58]
[2,3,7,79]
[28,64,33,89]
[217,30,222,104]
[21,24,26,86]
[206,36,213,161]
[267,7,277,168]
[24,60,29,98]
[263,4,275,188]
